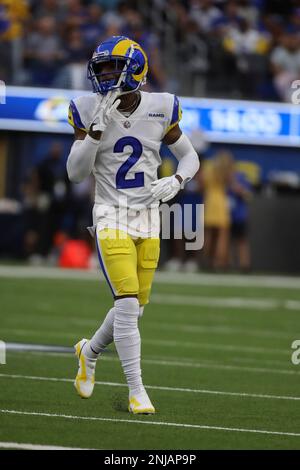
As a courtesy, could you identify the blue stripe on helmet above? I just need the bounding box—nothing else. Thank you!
[95,36,128,55]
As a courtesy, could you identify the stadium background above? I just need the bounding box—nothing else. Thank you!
[1,0,300,451]
[1,0,300,273]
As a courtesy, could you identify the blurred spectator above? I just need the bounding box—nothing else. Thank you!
[32,0,65,22]
[54,28,90,89]
[81,4,105,49]
[223,17,270,55]
[161,128,206,272]
[61,0,89,30]
[20,139,95,264]
[212,0,243,32]
[189,0,223,33]
[95,0,122,10]
[202,151,235,270]
[102,16,122,38]
[237,0,259,26]
[3,1,300,100]
[260,13,284,47]
[123,12,166,91]
[228,170,252,272]
[100,1,126,32]
[180,19,209,96]
[163,174,203,273]
[21,168,47,260]
[0,0,28,40]
[24,16,64,87]
[36,141,67,196]
[270,32,300,102]
[287,7,300,33]
[21,141,71,260]
[222,17,270,97]
[0,0,29,83]
[68,176,94,239]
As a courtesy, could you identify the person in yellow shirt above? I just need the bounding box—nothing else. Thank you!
[202,151,234,270]
[0,0,29,41]
[0,0,29,82]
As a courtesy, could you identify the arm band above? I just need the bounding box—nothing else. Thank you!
[167,133,200,185]
[66,134,99,183]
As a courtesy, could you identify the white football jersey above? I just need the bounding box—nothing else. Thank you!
[68,91,182,237]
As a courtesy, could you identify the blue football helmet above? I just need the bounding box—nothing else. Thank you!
[87,36,148,95]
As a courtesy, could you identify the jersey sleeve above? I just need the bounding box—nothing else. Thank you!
[164,94,182,136]
[68,98,89,132]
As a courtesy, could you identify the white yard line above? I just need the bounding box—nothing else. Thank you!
[155,272,300,290]
[140,357,300,376]
[6,342,73,353]
[7,349,300,376]
[231,356,294,367]
[151,293,300,311]
[143,338,289,356]
[0,441,92,450]
[72,318,295,340]
[0,266,101,281]
[144,322,295,340]
[2,329,291,355]
[1,409,300,438]
[0,372,299,401]
[1,265,300,289]
[1,328,77,339]
[2,291,300,316]
[286,300,300,310]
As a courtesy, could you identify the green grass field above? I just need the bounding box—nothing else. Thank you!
[1,267,300,450]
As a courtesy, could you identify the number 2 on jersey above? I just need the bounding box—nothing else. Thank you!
[114,136,144,189]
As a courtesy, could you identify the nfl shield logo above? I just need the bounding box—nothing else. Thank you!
[123,121,131,128]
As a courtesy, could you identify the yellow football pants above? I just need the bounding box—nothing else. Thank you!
[96,228,160,306]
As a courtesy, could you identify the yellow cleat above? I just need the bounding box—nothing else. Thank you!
[128,390,155,414]
[74,338,96,399]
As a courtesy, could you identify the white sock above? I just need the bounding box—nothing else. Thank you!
[113,297,144,397]
[139,306,144,318]
[85,308,115,359]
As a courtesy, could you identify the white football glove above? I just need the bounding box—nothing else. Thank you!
[90,90,121,133]
[151,175,181,202]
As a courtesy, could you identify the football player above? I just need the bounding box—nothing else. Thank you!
[67,36,200,414]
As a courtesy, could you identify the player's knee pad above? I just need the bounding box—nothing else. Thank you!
[114,297,139,313]
[113,297,140,340]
